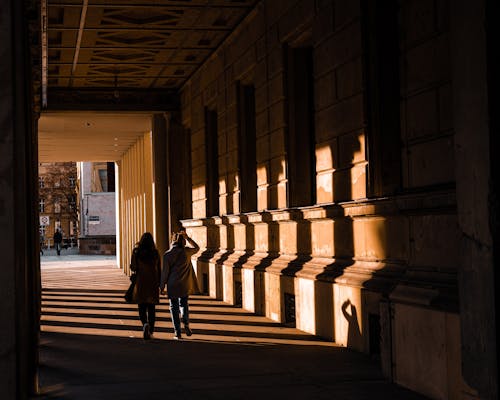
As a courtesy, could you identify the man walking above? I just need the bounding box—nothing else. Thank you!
[53,228,63,256]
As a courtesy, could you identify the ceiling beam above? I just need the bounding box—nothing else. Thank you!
[49,26,232,32]
[71,0,88,88]
[46,87,180,111]
[47,2,253,9]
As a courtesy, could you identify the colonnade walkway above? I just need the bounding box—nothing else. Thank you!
[35,255,428,399]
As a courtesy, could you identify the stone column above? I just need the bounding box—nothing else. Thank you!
[166,112,191,236]
[451,0,498,398]
[0,0,39,398]
[152,114,168,254]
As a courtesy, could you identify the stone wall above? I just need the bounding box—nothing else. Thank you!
[177,1,494,399]
[79,235,116,255]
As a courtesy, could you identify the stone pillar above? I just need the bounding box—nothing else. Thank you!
[118,132,155,273]
[0,0,39,398]
[152,114,168,254]
[166,112,191,236]
[450,0,498,398]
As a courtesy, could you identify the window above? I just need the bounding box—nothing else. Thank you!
[54,202,61,213]
[68,195,76,212]
[237,83,257,212]
[285,45,316,207]
[205,108,219,217]
[362,0,401,196]
[54,180,60,188]
[39,198,45,213]
[39,177,44,188]
[39,225,46,238]
[69,177,76,187]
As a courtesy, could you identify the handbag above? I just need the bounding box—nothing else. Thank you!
[124,273,137,303]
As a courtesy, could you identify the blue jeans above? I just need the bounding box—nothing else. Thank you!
[169,296,189,334]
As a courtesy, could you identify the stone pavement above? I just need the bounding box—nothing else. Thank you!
[33,256,429,400]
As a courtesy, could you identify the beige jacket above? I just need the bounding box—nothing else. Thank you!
[160,237,200,298]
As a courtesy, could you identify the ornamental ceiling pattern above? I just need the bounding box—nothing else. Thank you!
[45,0,258,90]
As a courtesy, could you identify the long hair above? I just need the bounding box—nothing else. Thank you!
[134,232,158,263]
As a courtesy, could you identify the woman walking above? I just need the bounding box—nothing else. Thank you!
[130,232,161,340]
[161,230,200,339]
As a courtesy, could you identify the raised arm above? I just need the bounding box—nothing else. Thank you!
[182,231,199,256]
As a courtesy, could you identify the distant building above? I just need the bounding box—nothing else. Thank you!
[77,162,116,255]
[38,162,78,249]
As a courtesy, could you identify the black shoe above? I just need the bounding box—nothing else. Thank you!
[173,331,182,340]
[143,323,150,340]
[185,325,192,337]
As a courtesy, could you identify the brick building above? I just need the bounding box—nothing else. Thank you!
[77,162,116,255]
[38,162,78,249]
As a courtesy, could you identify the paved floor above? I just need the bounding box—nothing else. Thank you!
[34,256,429,400]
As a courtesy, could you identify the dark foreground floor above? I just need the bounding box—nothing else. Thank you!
[33,256,429,400]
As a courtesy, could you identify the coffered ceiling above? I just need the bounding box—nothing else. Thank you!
[43,0,258,97]
[38,1,258,161]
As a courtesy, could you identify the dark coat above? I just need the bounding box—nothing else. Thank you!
[160,237,200,298]
[130,248,161,304]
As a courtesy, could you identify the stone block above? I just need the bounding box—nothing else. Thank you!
[268,73,285,105]
[256,35,267,62]
[405,89,438,140]
[191,128,205,150]
[267,46,284,79]
[278,0,315,43]
[270,156,286,183]
[255,84,268,113]
[242,267,256,312]
[269,100,287,132]
[334,0,361,30]
[316,171,334,204]
[313,1,334,44]
[227,126,238,151]
[256,136,270,163]
[254,59,268,87]
[222,264,235,304]
[316,139,338,171]
[311,219,334,258]
[279,221,297,255]
[333,164,366,202]
[296,278,316,333]
[269,128,286,158]
[336,57,363,100]
[353,216,409,261]
[209,262,223,300]
[338,130,365,167]
[315,22,362,76]
[334,284,364,351]
[234,46,257,80]
[410,214,460,269]
[407,136,454,187]
[403,33,451,94]
[439,83,453,132]
[392,304,459,400]
[256,161,269,185]
[191,165,206,187]
[315,94,364,142]
[265,272,283,322]
[277,181,288,209]
[257,185,268,211]
[192,199,206,219]
[255,110,269,138]
[226,149,238,171]
[401,0,437,48]
[314,70,336,112]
